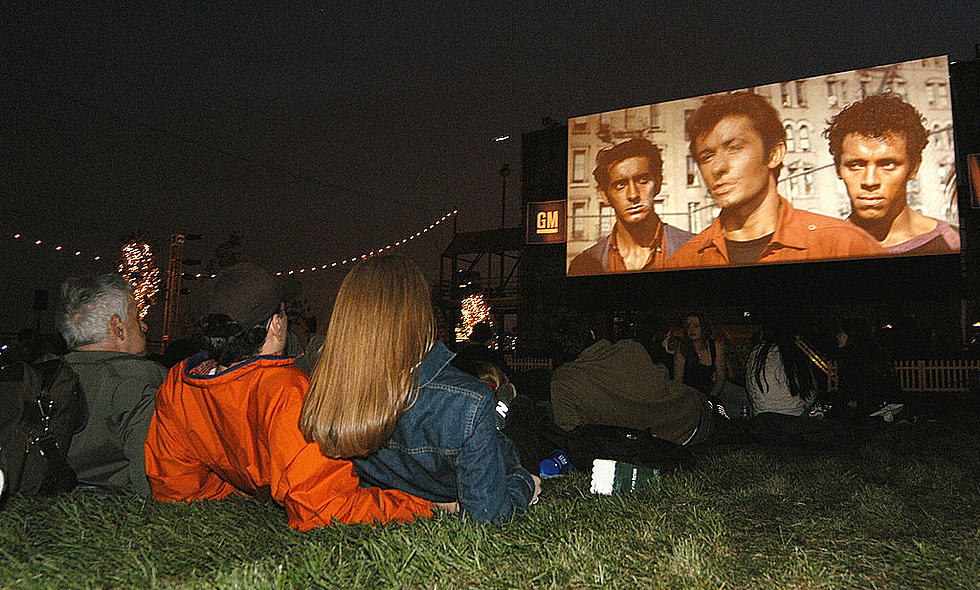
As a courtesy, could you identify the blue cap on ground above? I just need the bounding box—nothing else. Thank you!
[539,449,572,477]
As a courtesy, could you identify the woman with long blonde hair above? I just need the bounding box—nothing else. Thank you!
[301,255,539,522]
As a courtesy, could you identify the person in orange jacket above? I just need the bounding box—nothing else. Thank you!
[145,262,435,530]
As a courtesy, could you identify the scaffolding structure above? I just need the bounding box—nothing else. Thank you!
[162,234,186,344]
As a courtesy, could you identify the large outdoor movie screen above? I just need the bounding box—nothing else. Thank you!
[566,56,959,276]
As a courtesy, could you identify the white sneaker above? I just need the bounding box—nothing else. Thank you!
[869,403,905,422]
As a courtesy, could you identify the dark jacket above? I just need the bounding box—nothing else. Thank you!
[64,350,166,496]
[353,342,535,523]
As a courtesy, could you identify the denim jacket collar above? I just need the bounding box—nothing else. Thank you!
[417,341,455,388]
[353,339,535,522]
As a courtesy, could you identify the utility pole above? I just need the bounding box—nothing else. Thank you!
[162,233,202,345]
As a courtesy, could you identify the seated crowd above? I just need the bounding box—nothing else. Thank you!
[1,254,902,527]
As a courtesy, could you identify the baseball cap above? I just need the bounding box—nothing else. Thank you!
[201,262,299,337]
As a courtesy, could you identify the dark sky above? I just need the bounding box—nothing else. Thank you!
[2,2,978,333]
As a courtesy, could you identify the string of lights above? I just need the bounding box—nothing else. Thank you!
[273,209,458,277]
[7,208,457,282]
[8,232,104,261]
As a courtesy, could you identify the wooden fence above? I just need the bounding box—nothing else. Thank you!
[826,359,980,393]
[892,359,980,393]
[504,355,553,373]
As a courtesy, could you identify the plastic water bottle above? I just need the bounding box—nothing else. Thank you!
[539,449,572,478]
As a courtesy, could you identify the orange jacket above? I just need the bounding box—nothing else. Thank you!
[145,354,432,530]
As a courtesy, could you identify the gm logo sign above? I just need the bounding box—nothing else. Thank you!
[536,210,560,234]
[526,200,566,244]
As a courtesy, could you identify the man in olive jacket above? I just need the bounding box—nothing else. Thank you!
[59,274,166,496]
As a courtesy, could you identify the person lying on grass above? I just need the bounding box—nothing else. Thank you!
[301,255,541,523]
[145,262,436,530]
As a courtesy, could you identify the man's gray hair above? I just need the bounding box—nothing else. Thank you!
[59,274,135,350]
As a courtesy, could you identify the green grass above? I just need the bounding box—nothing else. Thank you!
[2,413,979,589]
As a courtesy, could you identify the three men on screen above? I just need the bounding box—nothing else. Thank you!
[667,91,886,268]
[568,138,694,275]
[824,93,960,255]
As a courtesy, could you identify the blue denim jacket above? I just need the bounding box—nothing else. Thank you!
[352,342,535,523]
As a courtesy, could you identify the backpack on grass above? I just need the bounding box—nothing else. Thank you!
[564,424,697,474]
[0,358,86,503]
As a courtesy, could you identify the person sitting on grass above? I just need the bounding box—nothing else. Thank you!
[673,313,751,418]
[551,311,713,446]
[454,322,510,369]
[59,274,167,497]
[746,319,816,417]
[833,317,904,422]
[144,262,434,530]
[744,317,845,448]
[300,255,540,523]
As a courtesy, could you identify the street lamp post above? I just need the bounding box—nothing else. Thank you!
[499,163,510,229]
[498,164,511,298]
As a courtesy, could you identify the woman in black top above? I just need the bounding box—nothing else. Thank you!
[673,313,726,400]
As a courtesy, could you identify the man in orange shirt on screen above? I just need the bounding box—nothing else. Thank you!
[668,91,885,269]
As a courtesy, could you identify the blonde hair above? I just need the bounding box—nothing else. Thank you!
[300,255,436,457]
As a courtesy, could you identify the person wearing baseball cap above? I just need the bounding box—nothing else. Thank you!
[145,262,434,529]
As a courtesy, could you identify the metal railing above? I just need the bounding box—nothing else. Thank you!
[439,279,519,300]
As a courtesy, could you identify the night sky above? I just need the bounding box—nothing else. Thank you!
[2,2,978,333]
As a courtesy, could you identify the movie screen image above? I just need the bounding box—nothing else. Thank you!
[566,56,959,276]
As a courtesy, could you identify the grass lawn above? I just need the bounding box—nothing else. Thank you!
[2,405,979,589]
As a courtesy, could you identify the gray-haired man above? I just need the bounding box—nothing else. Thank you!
[59,274,166,496]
